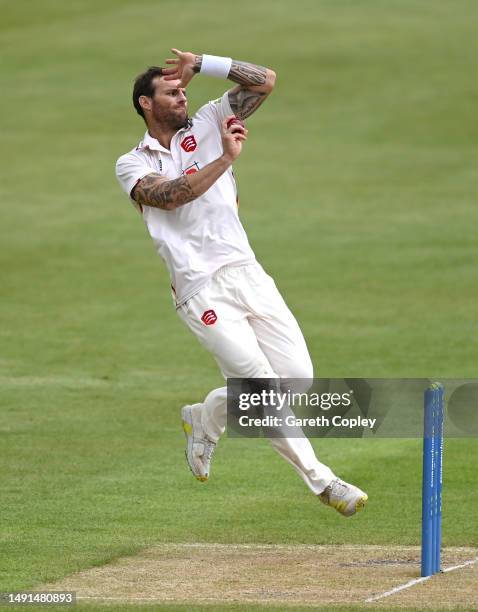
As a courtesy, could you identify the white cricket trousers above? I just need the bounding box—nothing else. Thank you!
[177,261,335,495]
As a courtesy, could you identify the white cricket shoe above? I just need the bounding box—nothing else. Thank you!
[318,478,368,517]
[181,405,216,482]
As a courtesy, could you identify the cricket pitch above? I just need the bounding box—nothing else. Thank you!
[41,544,478,608]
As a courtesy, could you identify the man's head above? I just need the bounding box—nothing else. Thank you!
[132,66,189,130]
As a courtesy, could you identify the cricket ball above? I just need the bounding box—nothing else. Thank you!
[226,116,245,130]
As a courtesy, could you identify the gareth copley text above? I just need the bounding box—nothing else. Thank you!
[238,414,377,429]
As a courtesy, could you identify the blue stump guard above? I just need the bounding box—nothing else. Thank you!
[421,383,444,577]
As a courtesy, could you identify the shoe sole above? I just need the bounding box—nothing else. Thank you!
[181,406,208,482]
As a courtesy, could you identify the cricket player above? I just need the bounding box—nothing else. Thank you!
[115,49,367,516]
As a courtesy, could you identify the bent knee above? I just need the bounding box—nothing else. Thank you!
[279,359,314,393]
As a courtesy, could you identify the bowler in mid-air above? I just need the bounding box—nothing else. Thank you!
[116,48,368,517]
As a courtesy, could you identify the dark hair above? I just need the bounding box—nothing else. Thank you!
[132,66,164,120]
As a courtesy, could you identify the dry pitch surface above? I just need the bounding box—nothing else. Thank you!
[41,544,478,608]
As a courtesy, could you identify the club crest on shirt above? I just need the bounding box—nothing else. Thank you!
[201,310,217,325]
[180,135,197,152]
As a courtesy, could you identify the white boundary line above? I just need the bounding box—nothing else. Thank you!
[365,557,478,603]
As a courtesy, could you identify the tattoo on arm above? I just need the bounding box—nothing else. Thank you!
[228,60,267,86]
[193,55,202,73]
[192,57,267,86]
[228,88,267,119]
[193,55,272,119]
[227,61,269,119]
[132,173,196,210]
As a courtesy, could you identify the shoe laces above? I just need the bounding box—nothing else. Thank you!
[203,440,216,463]
[325,478,347,500]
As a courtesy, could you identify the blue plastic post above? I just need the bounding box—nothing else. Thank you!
[434,384,444,573]
[421,387,434,577]
[431,388,438,574]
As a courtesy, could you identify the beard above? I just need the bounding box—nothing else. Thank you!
[152,105,189,131]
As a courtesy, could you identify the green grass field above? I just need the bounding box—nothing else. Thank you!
[1,0,477,609]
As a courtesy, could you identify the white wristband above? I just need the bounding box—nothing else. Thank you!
[200,54,232,79]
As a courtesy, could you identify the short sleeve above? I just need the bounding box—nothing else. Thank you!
[115,151,157,201]
[194,91,234,131]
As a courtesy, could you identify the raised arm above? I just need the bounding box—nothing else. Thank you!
[223,59,276,120]
[163,49,276,120]
[132,116,247,210]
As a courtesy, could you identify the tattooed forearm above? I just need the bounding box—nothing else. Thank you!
[132,173,196,210]
[228,60,267,86]
[227,60,274,119]
[228,88,267,120]
[192,56,267,86]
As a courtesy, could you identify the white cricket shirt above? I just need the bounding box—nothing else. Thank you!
[115,92,256,306]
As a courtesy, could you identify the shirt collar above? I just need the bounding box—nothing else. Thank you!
[139,131,170,153]
[139,120,193,153]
